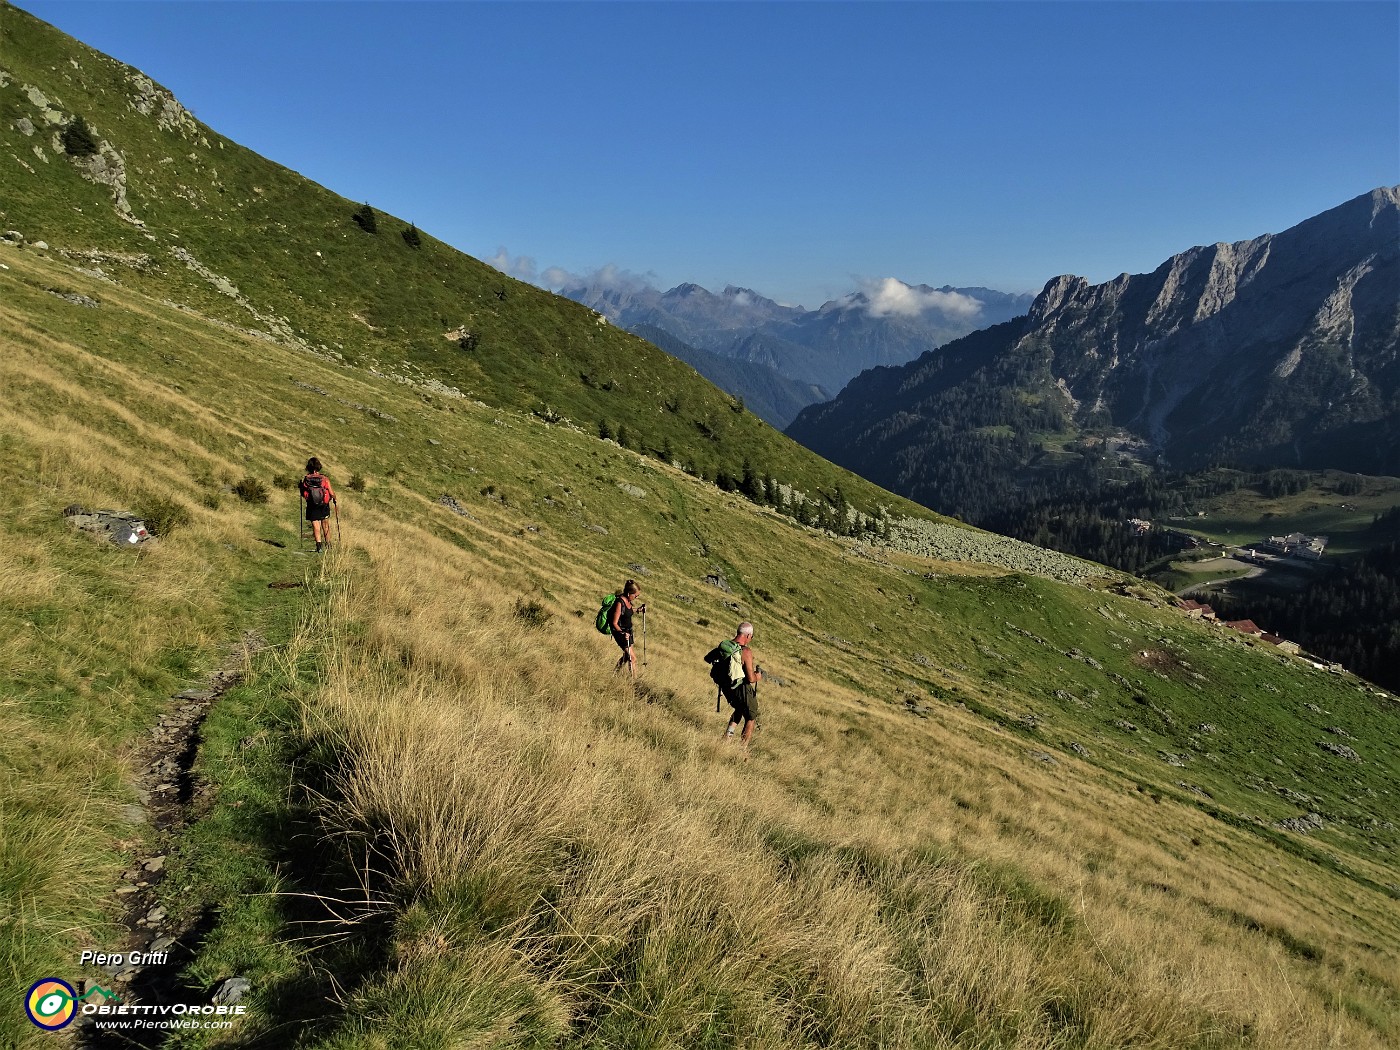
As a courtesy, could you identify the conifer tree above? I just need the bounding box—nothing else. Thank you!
[740,460,762,501]
[352,202,378,233]
[61,115,100,157]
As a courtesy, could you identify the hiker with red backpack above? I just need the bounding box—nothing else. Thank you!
[299,456,338,553]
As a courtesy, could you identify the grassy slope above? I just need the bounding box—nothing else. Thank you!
[1,5,1399,1046]
[3,232,1400,1049]
[1174,473,1400,557]
[0,0,905,517]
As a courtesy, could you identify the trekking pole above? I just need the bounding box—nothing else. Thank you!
[334,499,341,543]
[641,605,648,666]
[299,503,305,550]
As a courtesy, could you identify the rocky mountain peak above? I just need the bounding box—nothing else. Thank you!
[789,187,1400,506]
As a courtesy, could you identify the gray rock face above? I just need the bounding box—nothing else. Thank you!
[1020,187,1400,469]
[1318,740,1362,762]
[789,187,1400,505]
[64,506,153,546]
[126,71,200,137]
[71,144,141,224]
[212,977,252,1006]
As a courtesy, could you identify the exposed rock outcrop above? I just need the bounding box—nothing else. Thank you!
[1020,187,1399,467]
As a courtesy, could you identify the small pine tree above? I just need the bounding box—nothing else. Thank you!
[61,115,100,157]
[740,460,762,502]
[598,419,613,441]
[351,203,378,234]
[402,223,422,248]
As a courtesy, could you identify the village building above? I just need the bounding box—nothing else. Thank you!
[1223,618,1263,636]
[1263,532,1328,559]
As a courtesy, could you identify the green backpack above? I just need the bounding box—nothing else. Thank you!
[595,594,617,634]
[707,639,744,690]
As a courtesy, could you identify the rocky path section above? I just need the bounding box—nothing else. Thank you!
[82,631,266,1047]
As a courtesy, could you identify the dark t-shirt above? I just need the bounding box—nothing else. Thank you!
[613,596,634,634]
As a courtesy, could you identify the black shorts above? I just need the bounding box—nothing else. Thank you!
[305,503,330,522]
[613,629,632,652]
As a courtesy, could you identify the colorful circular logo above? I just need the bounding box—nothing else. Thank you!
[26,979,77,1030]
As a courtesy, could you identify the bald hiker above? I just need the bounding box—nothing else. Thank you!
[706,621,763,752]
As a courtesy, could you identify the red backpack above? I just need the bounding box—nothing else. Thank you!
[300,473,330,507]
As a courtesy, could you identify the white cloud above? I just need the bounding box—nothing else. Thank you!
[487,246,538,282]
[538,262,659,294]
[857,277,983,321]
[485,252,659,297]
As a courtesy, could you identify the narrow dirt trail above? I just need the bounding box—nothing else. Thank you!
[78,631,267,1048]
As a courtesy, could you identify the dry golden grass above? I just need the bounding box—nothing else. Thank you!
[289,516,1397,1048]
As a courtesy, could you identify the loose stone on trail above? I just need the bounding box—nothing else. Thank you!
[212,978,252,1006]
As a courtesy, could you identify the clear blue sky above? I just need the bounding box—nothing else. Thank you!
[17,1,1400,309]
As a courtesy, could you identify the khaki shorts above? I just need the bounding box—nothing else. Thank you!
[726,681,759,723]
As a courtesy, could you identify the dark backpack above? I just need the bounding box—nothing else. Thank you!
[595,594,617,634]
[301,474,329,507]
[707,640,744,690]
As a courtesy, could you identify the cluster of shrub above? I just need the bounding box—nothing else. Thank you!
[351,203,420,248]
[600,413,890,540]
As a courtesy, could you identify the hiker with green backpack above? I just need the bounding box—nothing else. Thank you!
[705,621,763,749]
[596,580,644,680]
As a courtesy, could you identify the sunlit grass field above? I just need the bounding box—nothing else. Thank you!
[3,238,1399,1048]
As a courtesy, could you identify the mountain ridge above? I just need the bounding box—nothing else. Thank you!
[788,187,1400,521]
[0,0,915,529]
[560,275,1035,397]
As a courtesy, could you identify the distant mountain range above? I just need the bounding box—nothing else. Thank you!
[560,278,1034,426]
[628,324,831,431]
[788,187,1400,521]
